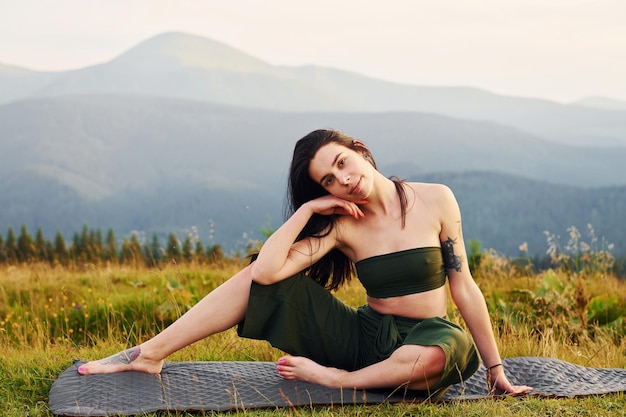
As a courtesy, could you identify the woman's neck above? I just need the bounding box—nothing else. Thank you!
[363,174,402,217]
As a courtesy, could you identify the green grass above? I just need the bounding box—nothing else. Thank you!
[1,258,625,416]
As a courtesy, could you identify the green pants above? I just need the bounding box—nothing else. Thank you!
[238,272,479,394]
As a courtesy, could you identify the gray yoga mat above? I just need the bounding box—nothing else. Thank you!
[49,356,626,416]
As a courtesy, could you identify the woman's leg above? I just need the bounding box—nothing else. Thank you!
[78,264,255,375]
[277,344,446,391]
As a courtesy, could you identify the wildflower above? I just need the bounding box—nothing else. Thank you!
[519,242,528,252]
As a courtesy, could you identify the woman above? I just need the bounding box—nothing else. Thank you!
[78,129,531,397]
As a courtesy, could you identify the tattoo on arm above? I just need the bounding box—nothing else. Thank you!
[442,237,463,272]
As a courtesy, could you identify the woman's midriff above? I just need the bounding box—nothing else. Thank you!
[366,286,447,319]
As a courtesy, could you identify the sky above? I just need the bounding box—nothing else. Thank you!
[1,0,625,103]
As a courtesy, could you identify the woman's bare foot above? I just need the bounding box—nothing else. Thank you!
[276,356,348,388]
[77,346,164,375]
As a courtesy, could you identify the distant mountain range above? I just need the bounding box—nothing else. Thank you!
[573,96,626,111]
[1,32,624,256]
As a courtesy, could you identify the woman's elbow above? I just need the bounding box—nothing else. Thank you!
[249,263,276,285]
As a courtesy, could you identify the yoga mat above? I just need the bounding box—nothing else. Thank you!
[49,356,626,416]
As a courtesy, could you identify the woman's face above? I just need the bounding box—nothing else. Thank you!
[308,142,373,200]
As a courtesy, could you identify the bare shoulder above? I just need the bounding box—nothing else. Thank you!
[407,182,456,207]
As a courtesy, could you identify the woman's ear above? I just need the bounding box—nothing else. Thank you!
[352,139,366,148]
[352,139,369,154]
[352,139,376,168]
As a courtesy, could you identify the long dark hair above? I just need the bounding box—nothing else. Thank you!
[286,129,408,291]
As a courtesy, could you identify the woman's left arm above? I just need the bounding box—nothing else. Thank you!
[436,185,532,395]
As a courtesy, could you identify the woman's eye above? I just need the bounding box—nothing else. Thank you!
[325,177,334,186]
[338,158,345,167]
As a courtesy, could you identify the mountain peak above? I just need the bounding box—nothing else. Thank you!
[111,31,278,74]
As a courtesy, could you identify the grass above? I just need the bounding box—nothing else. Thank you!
[1,257,625,416]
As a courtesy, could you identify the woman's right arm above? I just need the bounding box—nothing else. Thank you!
[250,196,364,285]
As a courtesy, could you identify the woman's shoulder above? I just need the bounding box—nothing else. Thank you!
[405,182,459,216]
[407,181,455,200]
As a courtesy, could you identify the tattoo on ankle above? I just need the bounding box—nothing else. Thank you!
[100,346,141,365]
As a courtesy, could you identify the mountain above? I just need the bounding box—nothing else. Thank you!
[1,31,624,256]
[0,63,58,104]
[1,94,625,255]
[573,96,626,111]
[6,33,354,112]
[1,32,625,147]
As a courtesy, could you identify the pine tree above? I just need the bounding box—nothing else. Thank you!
[120,234,143,267]
[93,228,104,262]
[0,236,5,264]
[35,228,52,263]
[5,227,18,264]
[207,244,224,264]
[195,240,206,264]
[81,225,93,262]
[104,228,118,263]
[151,233,162,264]
[45,241,55,265]
[71,232,81,263]
[182,236,193,263]
[17,225,37,262]
[54,231,68,266]
[166,233,181,263]
[119,239,132,264]
[143,233,162,267]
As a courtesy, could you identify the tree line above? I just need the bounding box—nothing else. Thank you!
[0,225,228,267]
[1,224,624,277]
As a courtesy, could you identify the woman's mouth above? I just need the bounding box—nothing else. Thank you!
[350,178,362,195]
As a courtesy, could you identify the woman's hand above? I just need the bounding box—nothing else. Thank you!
[305,195,367,220]
[487,365,533,396]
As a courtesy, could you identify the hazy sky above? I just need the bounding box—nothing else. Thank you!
[1,0,625,103]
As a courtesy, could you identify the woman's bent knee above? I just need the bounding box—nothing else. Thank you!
[392,345,446,379]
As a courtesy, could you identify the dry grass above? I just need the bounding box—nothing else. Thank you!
[1,258,625,416]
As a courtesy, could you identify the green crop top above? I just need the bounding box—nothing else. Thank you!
[355,247,447,298]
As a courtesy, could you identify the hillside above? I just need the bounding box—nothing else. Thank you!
[419,172,625,257]
[1,94,624,255]
[573,96,626,111]
[1,32,625,147]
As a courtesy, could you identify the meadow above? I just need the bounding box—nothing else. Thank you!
[1,240,625,416]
